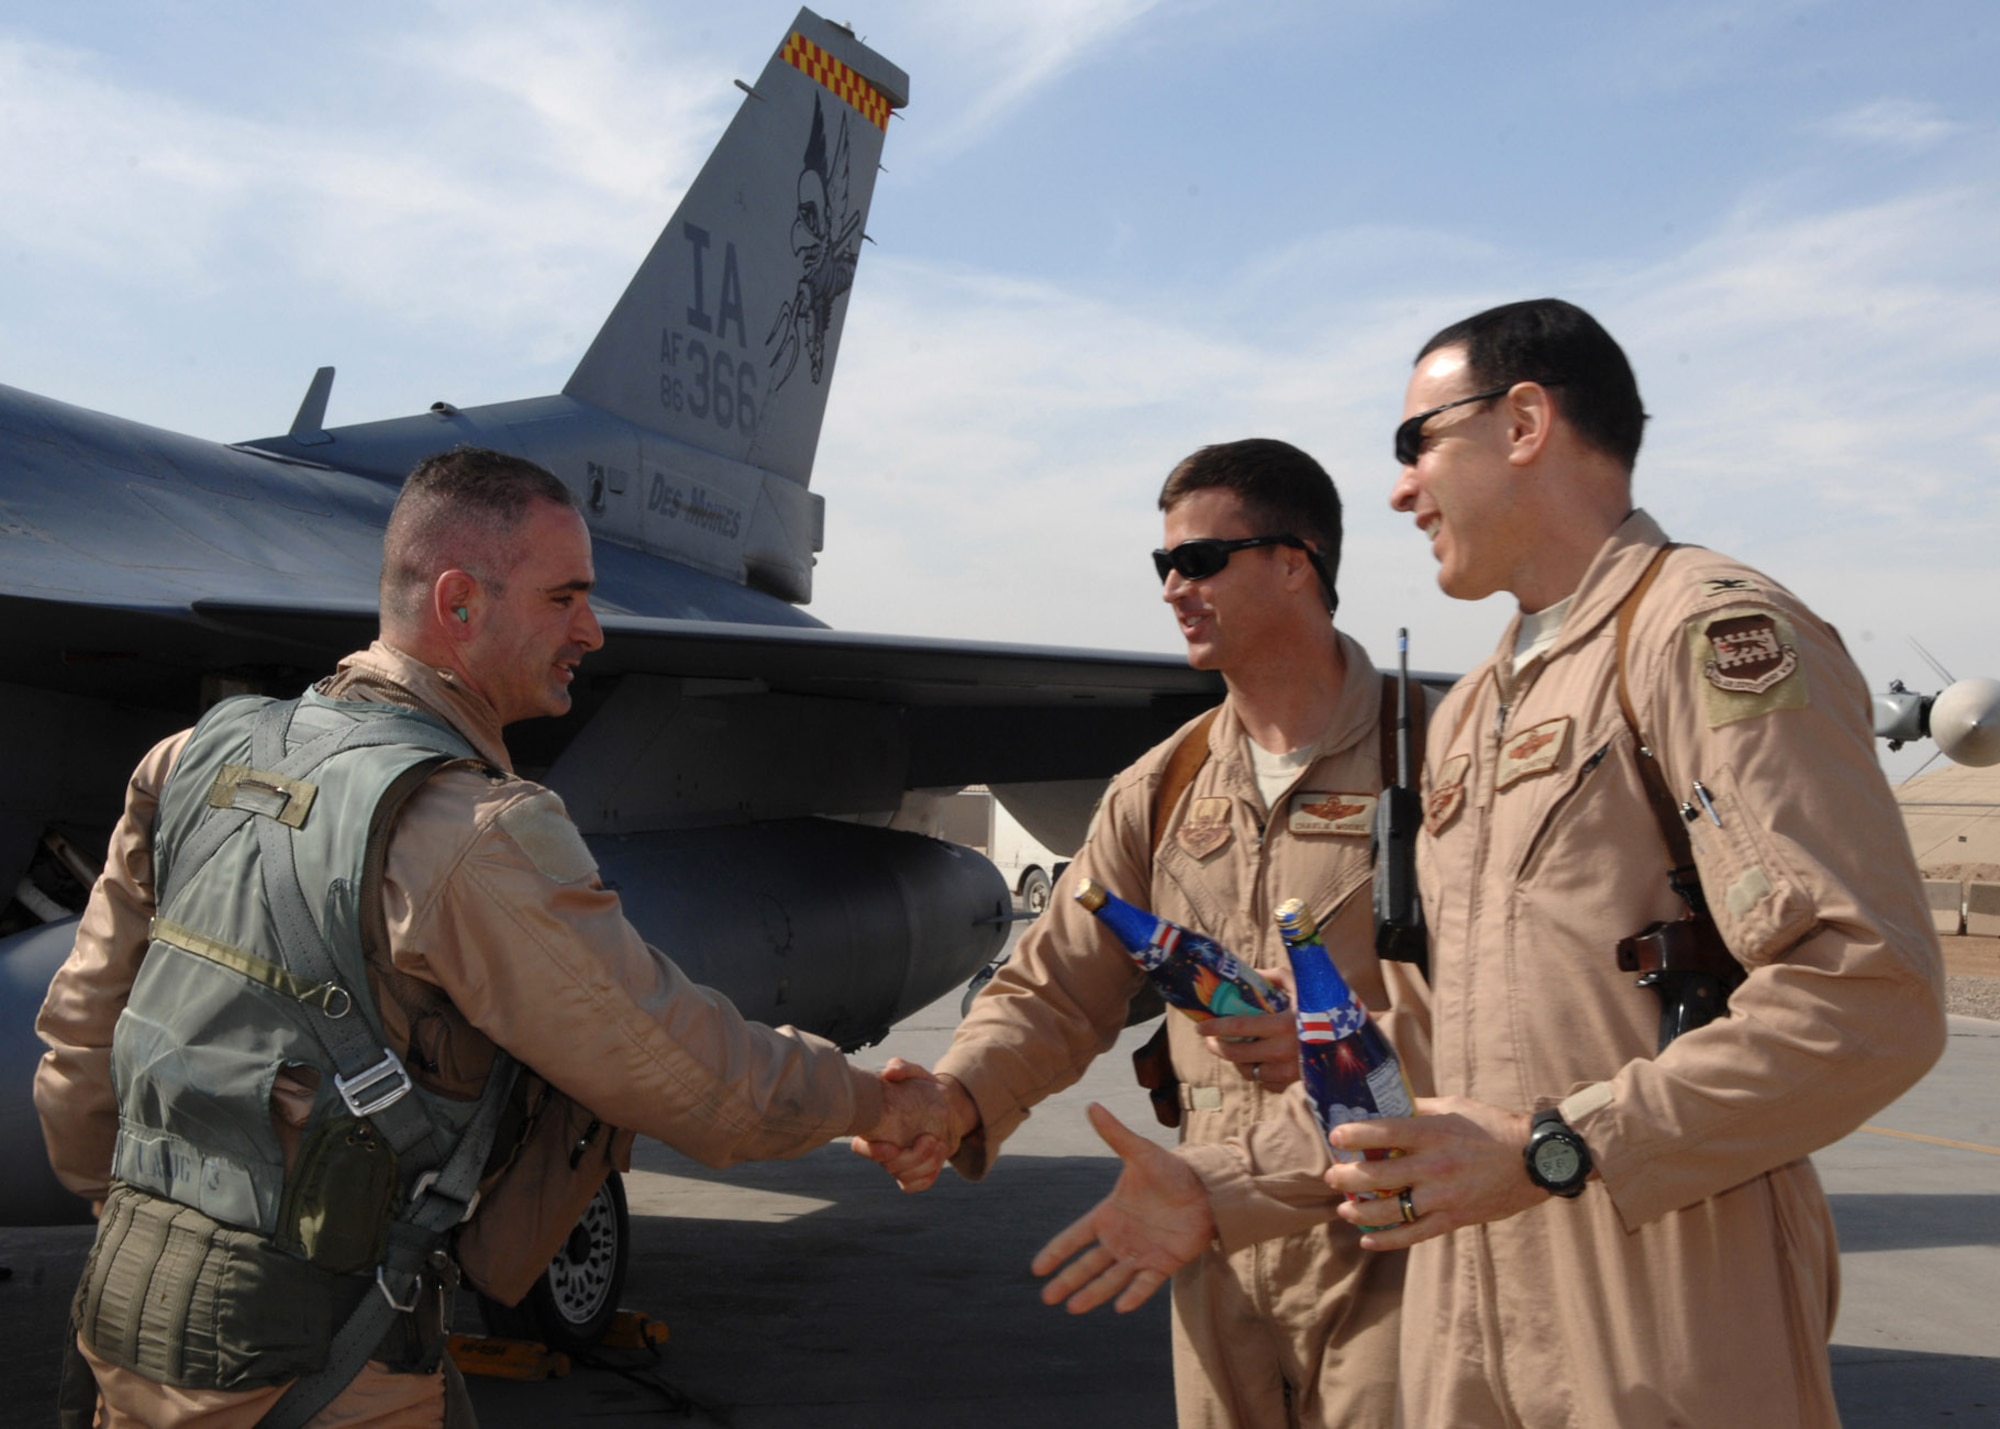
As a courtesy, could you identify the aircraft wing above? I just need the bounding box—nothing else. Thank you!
[190,597,1217,702]
[188,598,1228,791]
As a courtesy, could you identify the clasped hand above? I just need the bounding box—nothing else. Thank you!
[849,1058,973,1192]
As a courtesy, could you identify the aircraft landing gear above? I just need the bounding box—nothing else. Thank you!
[477,1171,630,1353]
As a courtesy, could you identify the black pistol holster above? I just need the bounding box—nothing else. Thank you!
[1614,548,1747,1052]
[1616,908,1746,1051]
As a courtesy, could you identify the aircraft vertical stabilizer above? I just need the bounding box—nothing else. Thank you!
[564,9,907,489]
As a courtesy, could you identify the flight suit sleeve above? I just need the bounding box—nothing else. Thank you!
[1179,1082,1344,1252]
[933,773,1152,1179]
[34,730,191,1201]
[383,774,883,1168]
[1559,579,1948,1230]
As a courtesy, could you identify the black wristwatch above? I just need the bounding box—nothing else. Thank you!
[1523,1108,1592,1198]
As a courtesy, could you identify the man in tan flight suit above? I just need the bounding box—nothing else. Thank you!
[1034,300,1948,1426]
[860,439,1431,1428]
[36,448,946,1427]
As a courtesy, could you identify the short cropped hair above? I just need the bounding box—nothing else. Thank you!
[380,447,577,624]
[1418,299,1646,470]
[1158,438,1342,615]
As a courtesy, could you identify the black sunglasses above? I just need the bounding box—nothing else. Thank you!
[1393,384,1515,467]
[1152,534,1308,584]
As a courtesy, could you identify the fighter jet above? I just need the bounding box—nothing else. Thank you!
[0,10,1225,1235]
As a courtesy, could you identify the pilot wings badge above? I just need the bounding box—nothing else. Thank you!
[1288,791,1376,837]
[1495,716,1571,791]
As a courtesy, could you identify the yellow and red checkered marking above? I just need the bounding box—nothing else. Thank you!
[780,32,891,132]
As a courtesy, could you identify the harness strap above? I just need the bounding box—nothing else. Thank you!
[163,706,472,912]
[246,701,454,1163]
[1150,708,1220,855]
[162,721,352,903]
[1613,544,1707,914]
[260,1053,520,1429]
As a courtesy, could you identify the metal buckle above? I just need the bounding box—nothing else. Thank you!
[305,983,353,1020]
[335,1048,413,1117]
[375,1265,422,1314]
[410,1170,481,1225]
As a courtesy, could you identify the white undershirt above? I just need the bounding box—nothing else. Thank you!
[1512,594,1575,675]
[1246,737,1315,810]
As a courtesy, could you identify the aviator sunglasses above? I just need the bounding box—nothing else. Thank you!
[1393,380,1564,467]
[1392,385,1513,467]
[1152,535,1310,584]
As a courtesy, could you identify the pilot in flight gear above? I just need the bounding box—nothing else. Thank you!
[907,440,1434,1429]
[35,450,921,1428]
[1185,301,1946,1428]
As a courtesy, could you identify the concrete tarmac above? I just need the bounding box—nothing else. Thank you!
[3,957,1995,1425]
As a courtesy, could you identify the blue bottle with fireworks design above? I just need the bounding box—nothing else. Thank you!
[1074,878,1289,1021]
[1276,897,1412,1225]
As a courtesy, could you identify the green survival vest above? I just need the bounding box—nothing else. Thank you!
[80,690,519,1424]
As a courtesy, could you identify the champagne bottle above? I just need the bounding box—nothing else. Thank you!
[1276,898,1412,1224]
[1074,878,1289,1021]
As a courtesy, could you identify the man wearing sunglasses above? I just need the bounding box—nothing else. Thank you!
[1080,300,1945,1426]
[859,438,1432,1428]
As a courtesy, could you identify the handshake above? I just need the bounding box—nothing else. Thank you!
[849,1058,975,1193]
[850,1060,1220,1316]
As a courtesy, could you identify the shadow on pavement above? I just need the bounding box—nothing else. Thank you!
[1828,1192,2000,1253]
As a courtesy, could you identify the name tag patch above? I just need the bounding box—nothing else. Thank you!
[1288,791,1376,837]
[1177,796,1234,859]
[1689,607,1810,727]
[1496,716,1571,791]
[1426,753,1470,834]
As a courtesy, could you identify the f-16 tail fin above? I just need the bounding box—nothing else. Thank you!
[564,9,906,489]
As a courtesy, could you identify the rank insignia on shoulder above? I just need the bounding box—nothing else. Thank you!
[1690,607,1810,726]
[1426,753,1471,834]
[1288,791,1376,837]
[1702,577,1759,596]
[1496,717,1571,791]
[1176,796,1233,859]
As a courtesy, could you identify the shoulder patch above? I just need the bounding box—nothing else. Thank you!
[1176,796,1233,859]
[1688,607,1810,727]
[495,790,599,884]
[1288,791,1376,837]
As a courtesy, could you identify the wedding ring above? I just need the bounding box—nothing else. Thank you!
[1398,1188,1417,1224]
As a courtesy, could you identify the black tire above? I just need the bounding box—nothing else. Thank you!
[1018,867,1052,916]
[479,1171,629,1352]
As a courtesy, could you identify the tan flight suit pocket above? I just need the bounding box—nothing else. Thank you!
[1683,763,1818,966]
[457,1081,635,1306]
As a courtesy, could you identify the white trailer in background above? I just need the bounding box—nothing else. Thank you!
[935,786,1067,914]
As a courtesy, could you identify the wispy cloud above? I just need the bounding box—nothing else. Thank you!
[813,153,2000,709]
[0,13,730,349]
[1815,98,1965,148]
[879,0,1170,161]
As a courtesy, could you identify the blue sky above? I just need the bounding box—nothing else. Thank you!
[1,0,1994,777]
